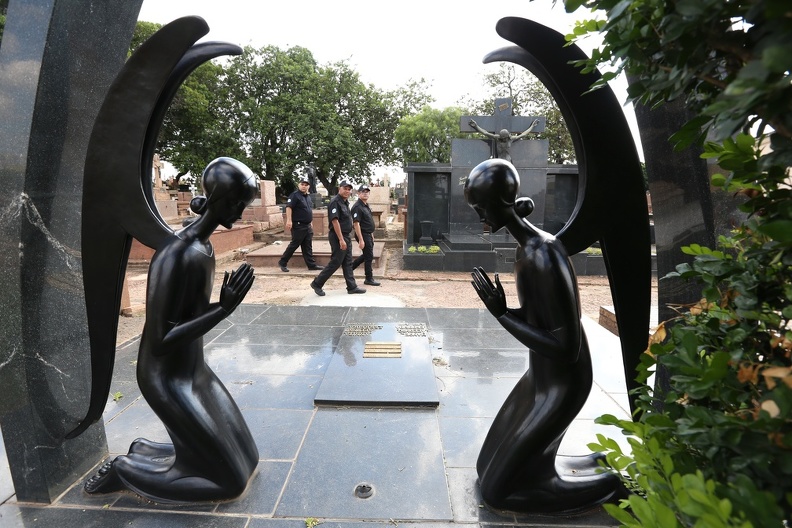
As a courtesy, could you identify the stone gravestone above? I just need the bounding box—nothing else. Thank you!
[405,163,452,246]
[366,186,391,229]
[241,179,285,231]
[404,99,549,272]
[152,154,178,220]
[0,0,144,503]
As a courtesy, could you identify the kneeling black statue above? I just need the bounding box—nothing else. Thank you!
[466,159,624,514]
[85,158,259,502]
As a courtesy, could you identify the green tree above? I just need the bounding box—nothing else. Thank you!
[460,63,576,164]
[394,106,468,163]
[302,65,431,193]
[304,60,403,194]
[129,30,430,194]
[159,59,243,185]
[566,0,792,526]
[223,46,429,194]
[222,45,319,192]
[386,78,435,120]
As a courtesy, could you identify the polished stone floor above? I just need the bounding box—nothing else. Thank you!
[0,305,630,527]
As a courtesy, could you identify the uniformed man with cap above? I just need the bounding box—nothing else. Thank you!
[351,184,380,286]
[278,175,323,272]
[310,180,366,296]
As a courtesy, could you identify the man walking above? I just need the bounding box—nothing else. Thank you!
[310,180,366,296]
[351,184,380,286]
[278,175,323,272]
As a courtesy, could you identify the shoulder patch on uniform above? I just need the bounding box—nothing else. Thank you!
[353,212,358,218]
[331,208,337,214]
[287,198,292,203]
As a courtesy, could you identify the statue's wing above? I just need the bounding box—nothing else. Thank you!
[70,17,242,438]
[486,17,651,412]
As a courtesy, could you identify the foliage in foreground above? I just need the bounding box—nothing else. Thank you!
[566,0,792,526]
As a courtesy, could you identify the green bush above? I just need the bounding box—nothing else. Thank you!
[566,0,792,525]
[407,245,441,254]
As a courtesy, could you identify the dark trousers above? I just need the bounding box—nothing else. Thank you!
[279,224,316,268]
[314,231,357,290]
[352,232,374,280]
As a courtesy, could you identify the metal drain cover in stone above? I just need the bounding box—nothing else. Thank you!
[314,322,439,407]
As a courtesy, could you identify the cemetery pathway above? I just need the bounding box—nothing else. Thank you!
[117,245,655,346]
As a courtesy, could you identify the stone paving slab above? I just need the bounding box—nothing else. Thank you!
[276,408,453,520]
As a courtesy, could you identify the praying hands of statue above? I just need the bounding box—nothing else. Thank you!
[471,266,507,318]
[219,262,255,314]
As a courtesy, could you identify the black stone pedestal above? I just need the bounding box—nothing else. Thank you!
[315,323,439,406]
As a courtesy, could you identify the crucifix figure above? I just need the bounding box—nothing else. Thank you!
[462,98,542,163]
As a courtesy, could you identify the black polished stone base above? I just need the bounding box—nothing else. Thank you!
[314,323,439,407]
[1,306,631,527]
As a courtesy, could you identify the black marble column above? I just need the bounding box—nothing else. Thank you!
[634,98,745,323]
[634,97,746,397]
[0,0,143,503]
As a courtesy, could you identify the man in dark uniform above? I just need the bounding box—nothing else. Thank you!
[351,184,380,286]
[310,180,366,296]
[278,175,324,272]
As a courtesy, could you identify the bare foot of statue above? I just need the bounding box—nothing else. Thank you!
[84,459,125,494]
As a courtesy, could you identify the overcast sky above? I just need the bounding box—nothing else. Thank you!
[137,1,641,179]
[139,0,602,108]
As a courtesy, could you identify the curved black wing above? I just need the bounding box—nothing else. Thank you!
[487,17,651,411]
[70,17,242,438]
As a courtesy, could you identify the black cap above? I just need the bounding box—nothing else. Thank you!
[299,175,311,184]
[358,184,370,192]
[339,179,353,188]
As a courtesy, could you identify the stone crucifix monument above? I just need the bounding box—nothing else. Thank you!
[468,116,540,162]
[414,98,546,272]
[456,98,547,232]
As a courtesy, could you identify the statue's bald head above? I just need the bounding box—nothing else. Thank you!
[202,157,258,206]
